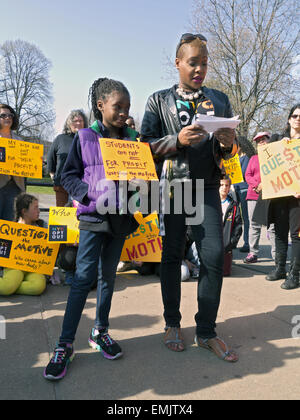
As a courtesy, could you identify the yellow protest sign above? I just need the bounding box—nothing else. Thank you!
[100,138,158,181]
[120,212,162,262]
[0,137,43,179]
[48,207,79,244]
[0,220,60,275]
[258,139,300,199]
[222,154,244,184]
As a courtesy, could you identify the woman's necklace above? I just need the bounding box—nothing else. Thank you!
[176,86,203,101]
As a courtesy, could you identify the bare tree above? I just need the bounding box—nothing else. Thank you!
[166,0,300,138]
[0,39,55,140]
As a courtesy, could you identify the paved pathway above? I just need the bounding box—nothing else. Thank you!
[1,195,299,400]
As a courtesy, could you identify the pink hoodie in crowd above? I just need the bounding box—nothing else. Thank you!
[245,155,261,201]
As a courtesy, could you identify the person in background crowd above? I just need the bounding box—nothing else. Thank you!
[47,109,88,207]
[244,132,275,263]
[265,104,300,289]
[219,175,242,276]
[0,104,25,221]
[126,116,136,130]
[55,199,80,286]
[181,227,201,281]
[234,137,255,253]
[141,33,239,362]
[0,194,46,296]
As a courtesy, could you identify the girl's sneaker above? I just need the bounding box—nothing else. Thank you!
[43,343,74,381]
[88,328,123,360]
[243,253,258,263]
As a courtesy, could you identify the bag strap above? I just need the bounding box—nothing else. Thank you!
[230,204,237,234]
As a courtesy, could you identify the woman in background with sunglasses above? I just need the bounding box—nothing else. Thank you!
[265,104,300,290]
[141,34,239,362]
[0,104,25,221]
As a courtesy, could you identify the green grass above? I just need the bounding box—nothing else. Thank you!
[27,185,54,194]
[26,176,55,195]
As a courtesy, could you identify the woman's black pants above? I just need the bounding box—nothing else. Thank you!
[271,196,300,265]
[160,188,224,339]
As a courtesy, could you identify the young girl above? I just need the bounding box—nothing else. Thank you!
[44,78,139,381]
[0,194,46,296]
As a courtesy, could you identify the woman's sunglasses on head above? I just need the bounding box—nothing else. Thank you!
[176,33,207,56]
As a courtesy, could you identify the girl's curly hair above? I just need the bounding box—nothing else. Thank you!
[88,78,130,121]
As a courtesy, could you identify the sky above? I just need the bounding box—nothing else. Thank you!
[1,0,195,137]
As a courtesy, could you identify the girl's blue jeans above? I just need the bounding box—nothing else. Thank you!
[59,229,125,344]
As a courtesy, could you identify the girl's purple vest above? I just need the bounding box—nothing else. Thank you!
[76,128,108,217]
[76,127,134,217]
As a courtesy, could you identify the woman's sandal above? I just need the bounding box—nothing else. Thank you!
[194,336,239,362]
[164,327,185,352]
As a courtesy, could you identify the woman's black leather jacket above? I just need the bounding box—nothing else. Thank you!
[140,85,238,186]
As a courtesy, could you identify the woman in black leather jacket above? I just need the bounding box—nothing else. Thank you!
[141,33,238,362]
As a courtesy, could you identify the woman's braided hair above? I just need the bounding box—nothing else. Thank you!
[89,78,130,121]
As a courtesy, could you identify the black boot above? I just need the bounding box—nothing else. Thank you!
[266,254,286,281]
[281,258,300,290]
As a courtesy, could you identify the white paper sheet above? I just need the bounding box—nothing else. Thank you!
[195,115,240,133]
